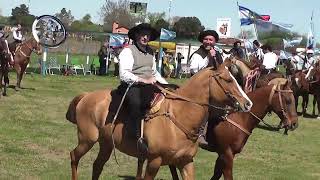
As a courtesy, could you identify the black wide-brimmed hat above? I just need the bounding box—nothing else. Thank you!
[128,23,160,41]
[198,30,219,42]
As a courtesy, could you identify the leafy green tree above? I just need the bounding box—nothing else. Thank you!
[173,17,204,39]
[55,8,74,30]
[154,18,169,31]
[99,0,142,32]
[147,12,166,27]
[82,14,93,24]
[9,4,35,29]
[70,14,103,32]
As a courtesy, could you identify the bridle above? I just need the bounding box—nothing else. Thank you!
[211,73,241,111]
[153,72,243,141]
[17,40,41,58]
[268,83,293,124]
[157,72,240,112]
[225,83,293,136]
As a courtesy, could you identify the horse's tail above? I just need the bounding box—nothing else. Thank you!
[66,93,87,124]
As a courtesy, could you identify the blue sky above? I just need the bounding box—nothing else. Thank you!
[0,0,318,38]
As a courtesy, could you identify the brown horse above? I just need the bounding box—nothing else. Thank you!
[9,38,42,90]
[304,61,320,117]
[66,64,253,180]
[168,78,298,180]
[0,41,10,96]
[224,56,284,90]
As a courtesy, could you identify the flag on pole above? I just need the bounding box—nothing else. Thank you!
[238,5,270,26]
[307,28,315,49]
[307,12,315,50]
[160,28,176,41]
[109,34,126,47]
[283,37,303,48]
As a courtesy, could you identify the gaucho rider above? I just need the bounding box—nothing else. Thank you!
[9,24,24,57]
[189,30,223,75]
[118,23,168,153]
[189,29,224,146]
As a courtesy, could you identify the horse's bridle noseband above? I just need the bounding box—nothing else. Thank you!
[211,73,241,112]
[268,84,294,125]
[17,41,41,58]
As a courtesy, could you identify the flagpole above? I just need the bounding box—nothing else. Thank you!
[237,2,249,61]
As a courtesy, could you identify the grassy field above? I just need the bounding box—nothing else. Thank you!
[0,72,319,180]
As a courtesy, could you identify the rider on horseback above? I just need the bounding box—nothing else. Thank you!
[189,30,223,76]
[223,40,245,59]
[261,44,278,74]
[189,29,224,146]
[9,24,24,58]
[118,23,167,155]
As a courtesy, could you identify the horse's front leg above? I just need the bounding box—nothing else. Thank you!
[144,157,162,180]
[178,160,195,180]
[136,158,145,180]
[221,150,234,180]
[14,64,21,91]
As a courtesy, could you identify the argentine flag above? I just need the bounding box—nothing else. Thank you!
[160,28,176,41]
[109,34,126,47]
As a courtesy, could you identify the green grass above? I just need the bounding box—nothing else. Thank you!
[0,72,319,180]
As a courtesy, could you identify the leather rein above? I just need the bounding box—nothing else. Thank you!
[154,73,240,141]
[225,84,293,136]
[16,41,40,58]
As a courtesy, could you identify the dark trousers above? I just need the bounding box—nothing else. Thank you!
[118,83,159,138]
[114,63,119,76]
[99,57,106,75]
[175,63,181,78]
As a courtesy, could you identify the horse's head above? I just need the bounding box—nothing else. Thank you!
[30,38,42,55]
[268,78,298,131]
[209,65,253,112]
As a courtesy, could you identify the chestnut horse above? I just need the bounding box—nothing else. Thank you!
[9,38,42,90]
[66,64,253,180]
[168,78,298,180]
[224,56,284,90]
[304,61,320,117]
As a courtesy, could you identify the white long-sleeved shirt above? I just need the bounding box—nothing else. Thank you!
[189,53,208,74]
[12,28,22,41]
[291,54,304,70]
[263,52,278,69]
[119,47,168,84]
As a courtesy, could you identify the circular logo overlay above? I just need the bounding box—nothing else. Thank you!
[32,15,67,48]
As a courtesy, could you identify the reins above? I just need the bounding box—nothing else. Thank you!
[16,40,40,58]
[225,84,293,136]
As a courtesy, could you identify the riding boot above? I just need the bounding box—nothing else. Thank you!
[198,121,208,147]
[136,116,148,158]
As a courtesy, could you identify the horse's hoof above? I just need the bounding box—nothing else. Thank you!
[2,93,7,96]
[317,116,320,119]
[15,87,19,91]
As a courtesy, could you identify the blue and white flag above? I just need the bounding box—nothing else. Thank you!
[238,5,270,26]
[279,50,293,60]
[109,34,126,47]
[160,28,176,41]
[307,27,315,49]
[307,12,315,50]
[273,22,293,31]
[283,37,303,48]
